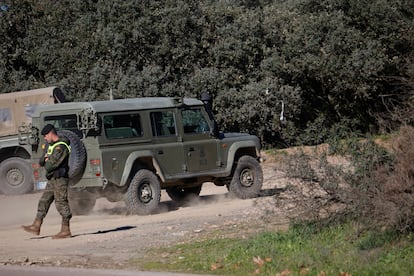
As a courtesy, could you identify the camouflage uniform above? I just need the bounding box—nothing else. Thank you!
[36,137,72,223]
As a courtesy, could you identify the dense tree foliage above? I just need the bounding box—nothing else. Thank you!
[1,0,413,146]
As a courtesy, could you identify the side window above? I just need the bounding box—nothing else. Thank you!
[44,114,82,138]
[104,114,143,139]
[181,108,210,134]
[25,104,37,119]
[0,107,12,125]
[0,108,12,135]
[150,111,176,137]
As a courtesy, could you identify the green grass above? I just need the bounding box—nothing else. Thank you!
[132,222,414,275]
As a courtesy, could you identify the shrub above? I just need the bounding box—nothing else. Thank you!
[271,127,414,233]
[370,126,414,232]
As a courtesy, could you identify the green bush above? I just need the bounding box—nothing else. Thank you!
[1,0,413,146]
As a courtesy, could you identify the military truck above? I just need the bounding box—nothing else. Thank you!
[23,95,263,215]
[0,87,65,194]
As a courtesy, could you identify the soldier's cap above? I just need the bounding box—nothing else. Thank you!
[41,124,56,135]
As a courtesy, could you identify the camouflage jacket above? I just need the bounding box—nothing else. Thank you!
[39,137,71,179]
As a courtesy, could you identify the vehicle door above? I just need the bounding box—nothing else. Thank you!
[150,110,186,178]
[180,107,220,173]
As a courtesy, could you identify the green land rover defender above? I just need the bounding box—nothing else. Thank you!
[24,95,263,215]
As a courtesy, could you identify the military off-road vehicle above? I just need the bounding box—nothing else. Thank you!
[23,95,263,215]
[0,87,65,195]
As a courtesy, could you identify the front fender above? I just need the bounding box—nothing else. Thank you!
[225,140,261,174]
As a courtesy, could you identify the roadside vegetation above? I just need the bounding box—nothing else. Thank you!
[137,126,414,275]
[1,0,414,147]
[139,222,414,275]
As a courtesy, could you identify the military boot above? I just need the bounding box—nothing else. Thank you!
[22,218,43,235]
[52,222,72,239]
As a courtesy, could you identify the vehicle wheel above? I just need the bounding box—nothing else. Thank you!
[0,157,34,195]
[68,189,97,215]
[124,169,161,215]
[166,185,202,206]
[57,130,87,178]
[228,156,263,199]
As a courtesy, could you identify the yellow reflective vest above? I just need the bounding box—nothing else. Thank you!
[46,141,71,155]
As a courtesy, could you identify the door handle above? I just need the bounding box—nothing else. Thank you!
[158,150,164,155]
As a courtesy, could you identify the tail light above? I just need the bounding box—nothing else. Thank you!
[32,163,40,180]
[90,159,101,176]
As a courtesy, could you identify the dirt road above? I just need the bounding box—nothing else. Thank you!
[0,162,288,270]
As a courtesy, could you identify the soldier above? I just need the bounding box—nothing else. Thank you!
[22,124,72,239]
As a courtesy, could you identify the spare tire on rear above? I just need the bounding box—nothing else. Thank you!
[57,130,87,179]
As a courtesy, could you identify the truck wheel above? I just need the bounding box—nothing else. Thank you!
[228,156,263,199]
[0,157,34,195]
[166,185,202,205]
[124,169,161,215]
[57,130,86,178]
[68,189,97,215]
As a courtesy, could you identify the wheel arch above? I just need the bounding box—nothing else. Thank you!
[225,141,261,174]
[120,150,165,186]
[0,146,31,163]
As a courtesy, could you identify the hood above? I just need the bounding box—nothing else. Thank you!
[221,132,250,138]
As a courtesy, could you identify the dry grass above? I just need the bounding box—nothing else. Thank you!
[265,126,414,233]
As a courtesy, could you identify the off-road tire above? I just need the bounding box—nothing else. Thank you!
[57,130,87,179]
[228,155,263,199]
[124,169,161,215]
[0,157,34,195]
[166,185,202,206]
[68,189,97,215]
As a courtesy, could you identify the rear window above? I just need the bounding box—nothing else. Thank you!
[44,114,82,138]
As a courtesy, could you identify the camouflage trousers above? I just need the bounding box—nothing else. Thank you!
[36,177,72,223]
